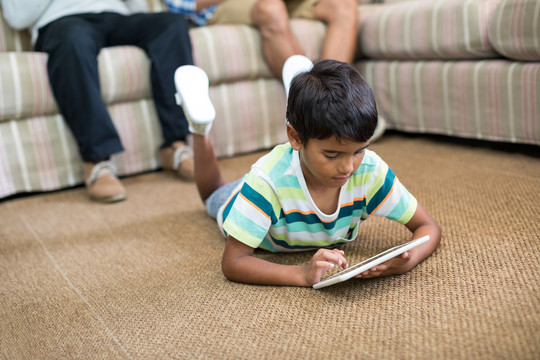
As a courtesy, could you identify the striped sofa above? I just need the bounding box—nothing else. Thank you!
[0,0,538,200]
[355,0,540,145]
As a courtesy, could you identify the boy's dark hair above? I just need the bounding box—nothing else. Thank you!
[286,59,378,144]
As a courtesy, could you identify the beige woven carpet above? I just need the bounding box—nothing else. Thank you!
[1,134,539,359]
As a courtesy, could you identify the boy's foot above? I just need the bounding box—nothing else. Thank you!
[160,141,195,181]
[84,161,126,203]
[282,55,313,99]
[174,65,215,135]
[370,116,387,142]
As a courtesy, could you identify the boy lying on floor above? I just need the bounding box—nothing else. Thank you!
[175,56,441,287]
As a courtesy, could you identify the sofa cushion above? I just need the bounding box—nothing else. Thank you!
[0,46,152,122]
[359,0,502,60]
[488,0,540,61]
[208,79,289,157]
[0,52,54,121]
[191,19,326,84]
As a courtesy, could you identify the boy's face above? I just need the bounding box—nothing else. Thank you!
[288,126,369,188]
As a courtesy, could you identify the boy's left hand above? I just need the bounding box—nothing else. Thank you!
[354,251,413,278]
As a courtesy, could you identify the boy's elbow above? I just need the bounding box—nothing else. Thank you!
[221,236,255,282]
[221,256,237,281]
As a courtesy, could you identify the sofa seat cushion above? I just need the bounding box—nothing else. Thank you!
[359,0,502,60]
[191,19,326,84]
[0,46,152,122]
[208,78,289,157]
[488,0,540,61]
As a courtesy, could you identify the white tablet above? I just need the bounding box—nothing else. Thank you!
[313,235,430,289]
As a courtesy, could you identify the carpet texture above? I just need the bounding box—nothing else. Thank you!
[1,134,539,359]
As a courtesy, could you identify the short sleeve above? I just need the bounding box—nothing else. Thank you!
[222,172,277,248]
[365,156,417,225]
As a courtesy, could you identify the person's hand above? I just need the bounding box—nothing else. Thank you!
[302,248,348,286]
[354,251,413,279]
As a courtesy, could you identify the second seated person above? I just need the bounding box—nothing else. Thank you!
[164,0,358,78]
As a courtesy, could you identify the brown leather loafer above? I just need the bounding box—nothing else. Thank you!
[84,161,126,203]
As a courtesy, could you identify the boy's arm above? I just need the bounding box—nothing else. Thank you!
[356,203,441,278]
[403,202,441,267]
[222,235,349,287]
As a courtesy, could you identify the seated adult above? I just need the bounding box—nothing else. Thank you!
[1,0,196,203]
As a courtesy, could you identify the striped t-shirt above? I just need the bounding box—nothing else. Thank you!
[218,143,417,252]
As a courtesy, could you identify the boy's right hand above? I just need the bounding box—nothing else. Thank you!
[303,248,348,286]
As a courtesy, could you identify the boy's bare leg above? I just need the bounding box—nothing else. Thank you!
[251,0,305,78]
[313,0,358,63]
[192,134,226,202]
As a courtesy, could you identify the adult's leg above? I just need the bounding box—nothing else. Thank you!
[312,0,358,63]
[108,12,193,147]
[34,14,124,162]
[250,0,305,78]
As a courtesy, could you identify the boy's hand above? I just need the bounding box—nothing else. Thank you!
[303,248,348,285]
[357,202,443,280]
[354,251,413,279]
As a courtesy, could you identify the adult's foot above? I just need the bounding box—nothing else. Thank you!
[84,160,126,203]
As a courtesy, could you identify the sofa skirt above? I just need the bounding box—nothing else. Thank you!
[357,59,540,145]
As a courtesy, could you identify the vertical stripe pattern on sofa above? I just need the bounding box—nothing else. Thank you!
[358,60,540,145]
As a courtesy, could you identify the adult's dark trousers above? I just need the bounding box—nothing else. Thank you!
[35,12,193,163]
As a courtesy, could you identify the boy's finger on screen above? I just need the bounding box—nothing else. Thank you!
[318,260,335,269]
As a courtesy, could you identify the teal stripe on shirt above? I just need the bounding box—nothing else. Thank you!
[367,168,396,214]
